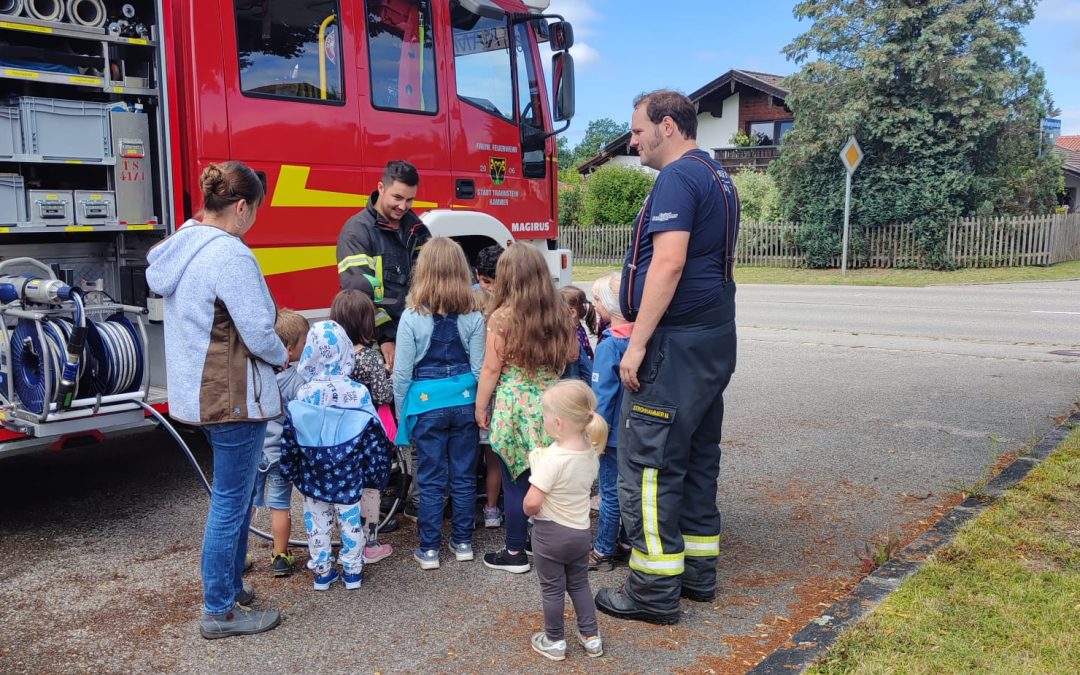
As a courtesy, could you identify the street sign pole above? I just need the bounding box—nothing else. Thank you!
[839,136,863,277]
[842,169,852,276]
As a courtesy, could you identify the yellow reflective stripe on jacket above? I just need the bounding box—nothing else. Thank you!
[683,533,720,557]
[374,308,391,327]
[628,549,684,576]
[338,253,385,302]
[642,467,662,556]
[337,253,376,273]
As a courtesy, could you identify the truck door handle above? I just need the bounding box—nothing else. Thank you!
[455,179,475,200]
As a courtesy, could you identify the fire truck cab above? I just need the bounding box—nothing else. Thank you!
[0,0,575,457]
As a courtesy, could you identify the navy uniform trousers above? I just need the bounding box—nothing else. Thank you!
[617,287,736,613]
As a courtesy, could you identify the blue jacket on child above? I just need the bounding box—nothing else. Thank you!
[591,325,632,449]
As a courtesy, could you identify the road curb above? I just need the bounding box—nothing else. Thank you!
[749,409,1080,674]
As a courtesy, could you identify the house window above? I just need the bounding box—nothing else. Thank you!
[235,0,344,103]
[452,12,513,122]
[366,0,438,113]
[748,120,794,146]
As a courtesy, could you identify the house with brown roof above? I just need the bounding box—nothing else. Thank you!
[1055,135,1080,213]
[577,69,793,176]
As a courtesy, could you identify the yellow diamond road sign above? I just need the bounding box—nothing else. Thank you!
[841,136,863,173]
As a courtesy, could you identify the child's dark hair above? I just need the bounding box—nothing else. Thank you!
[474,244,503,281]
[560,285,597,335]
[330,289,378,348]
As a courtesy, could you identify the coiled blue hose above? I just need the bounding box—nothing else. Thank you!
[10,310,142,414]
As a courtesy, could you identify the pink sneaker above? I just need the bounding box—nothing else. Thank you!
[363,542,393,564]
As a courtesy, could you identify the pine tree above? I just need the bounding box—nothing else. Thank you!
[771,0,1062,268]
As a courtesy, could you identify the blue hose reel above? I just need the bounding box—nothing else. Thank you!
[1,260,146,418]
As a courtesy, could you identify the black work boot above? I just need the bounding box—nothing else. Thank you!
[595,587,680,625]
[200,606,281,639]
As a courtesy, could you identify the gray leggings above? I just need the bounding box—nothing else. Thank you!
[532,519,598,641]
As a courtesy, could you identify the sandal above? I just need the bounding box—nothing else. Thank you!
[588,549,615,572]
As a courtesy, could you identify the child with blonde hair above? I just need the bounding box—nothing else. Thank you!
[252,309,308,577]
[394,237,485,569]
[524,380,607,660]
[475,244,578,574]
[588,273,634,570]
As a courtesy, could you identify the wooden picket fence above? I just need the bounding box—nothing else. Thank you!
[559,214,1080,268]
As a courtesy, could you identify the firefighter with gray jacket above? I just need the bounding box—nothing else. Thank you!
[594,90,739,625]
[337,160,431,370]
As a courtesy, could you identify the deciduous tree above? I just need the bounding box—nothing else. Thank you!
[771,0,1062,268]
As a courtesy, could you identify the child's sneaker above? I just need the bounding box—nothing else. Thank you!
[414,548,440,570]
[483,505,502,528]
[577,631,603,657]
[313,568,340,591]
[483,548,530,573]
[531,632,566,661]
[342,569,363,590]
[243,551,255,573]
[271,552,294,577]
[588,549,615,572]
[363,541,393,564]
[449,541,474,561]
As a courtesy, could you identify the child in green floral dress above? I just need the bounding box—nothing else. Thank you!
[475,244,579,574]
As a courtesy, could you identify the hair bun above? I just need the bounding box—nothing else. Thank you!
[200,163,228,198]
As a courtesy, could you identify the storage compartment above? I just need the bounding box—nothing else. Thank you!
[19,97,112,163]
[0,107,23,159]
[27,189,74,226]
[0,174,27,225]
[74,190,117,224]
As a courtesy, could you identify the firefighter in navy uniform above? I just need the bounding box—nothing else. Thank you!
[595,90,740,625]
[337,160,431,370]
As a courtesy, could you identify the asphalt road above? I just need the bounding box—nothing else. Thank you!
[1,280,1078,673]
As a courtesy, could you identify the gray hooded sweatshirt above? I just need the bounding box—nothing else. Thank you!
[147,220,288,425]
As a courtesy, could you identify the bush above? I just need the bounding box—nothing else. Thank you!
[557,169,585,228]
[582,165,654,226]
[731,169,782,223]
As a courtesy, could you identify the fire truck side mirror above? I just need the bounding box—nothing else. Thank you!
[549,21,574,51]
[552,51,575,122]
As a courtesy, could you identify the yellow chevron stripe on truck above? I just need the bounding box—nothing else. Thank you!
[271,165,437,209]
[252,246,336,276]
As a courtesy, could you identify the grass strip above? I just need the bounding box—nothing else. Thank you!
[572,261,1080,286]
[809,428,1080,674]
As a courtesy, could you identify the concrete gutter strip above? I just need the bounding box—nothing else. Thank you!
[750,410,1080,675]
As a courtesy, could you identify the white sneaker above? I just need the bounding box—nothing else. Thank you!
[577,631,603,657]
[483,505,502,528]
[414,548,440,570]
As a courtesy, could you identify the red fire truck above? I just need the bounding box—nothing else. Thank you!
[0,0,576,457]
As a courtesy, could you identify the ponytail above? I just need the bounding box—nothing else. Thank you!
[542,380,609,454]
[586,410,609,454]
[582,300,598,336]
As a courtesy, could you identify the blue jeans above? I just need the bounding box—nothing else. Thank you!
[594,445,624,556]
[412,404,478,550]
[201,421,266,614]
[499,459,532,552]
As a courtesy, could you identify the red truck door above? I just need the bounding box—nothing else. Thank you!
[446,4,553,238]
[358,0,451,206]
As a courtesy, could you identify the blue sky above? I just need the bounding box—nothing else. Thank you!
[547,0,1080,146]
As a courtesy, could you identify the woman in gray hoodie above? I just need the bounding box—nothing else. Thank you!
[147,161,287,640]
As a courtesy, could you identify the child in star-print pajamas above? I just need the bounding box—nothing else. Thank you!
[282,320,393,591]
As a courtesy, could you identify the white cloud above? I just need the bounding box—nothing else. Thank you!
[570,42,600,68]
[1057,107,1080,136]
[546,0,602,39]
[1036,0,1080,23]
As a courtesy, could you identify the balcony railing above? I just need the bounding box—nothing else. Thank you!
[713,145,780,172]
